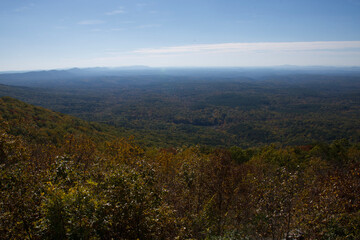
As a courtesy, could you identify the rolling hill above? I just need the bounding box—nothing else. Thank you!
[0,96,121,144]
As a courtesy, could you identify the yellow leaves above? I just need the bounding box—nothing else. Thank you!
[47,185,54,192]
[86,179,98,186]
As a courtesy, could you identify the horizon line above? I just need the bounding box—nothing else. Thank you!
[1,64,360,73]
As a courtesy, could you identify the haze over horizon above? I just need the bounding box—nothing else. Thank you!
[1,0,360,71]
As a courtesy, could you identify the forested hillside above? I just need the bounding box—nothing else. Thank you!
[0,98,359,239]
[1,68,360,239]
[1,68,359,147]
[0,97,124,144]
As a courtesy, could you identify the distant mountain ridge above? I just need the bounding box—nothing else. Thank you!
[1,66,360,87]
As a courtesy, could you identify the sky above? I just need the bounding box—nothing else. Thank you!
[0,0,360,71]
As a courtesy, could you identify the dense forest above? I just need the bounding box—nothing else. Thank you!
[0,67,360,239]
[0,97,359,239]
[0,67,359,147]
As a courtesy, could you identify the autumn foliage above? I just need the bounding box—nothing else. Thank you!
[1,118,359,239]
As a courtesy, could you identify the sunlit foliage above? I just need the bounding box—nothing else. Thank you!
[1,98,359,239]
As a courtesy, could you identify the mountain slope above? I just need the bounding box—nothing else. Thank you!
[0,96,120,144]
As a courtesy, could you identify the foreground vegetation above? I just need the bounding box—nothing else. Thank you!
[1,113,359,239]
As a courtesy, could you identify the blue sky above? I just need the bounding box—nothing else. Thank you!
[0,0,360,70]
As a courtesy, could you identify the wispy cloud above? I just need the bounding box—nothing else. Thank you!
[134,41,360,54]
[109,28,125,32]
[14,3,35,12]
[78,20,105,25]
[106,9,125,15]
[54,26,68,30]
[90,28,102,32]
[136,24,161,29]
[120,21,135,24]
[137,3,149,7]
